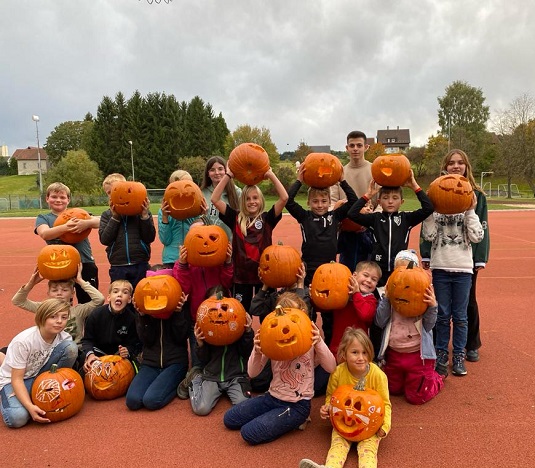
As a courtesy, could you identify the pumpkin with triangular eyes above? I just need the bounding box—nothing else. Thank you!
[163,180,204,220]
[197,294,246,346]
[84,355,135,400]
[310,262,352,311]
[427,174,473,214]
[110,181,147,216]
[37,244,81,281]
[302,152,343,188]
[371,153,411,187]
[133,275,182,319]
[183,224,229,267]
[385,261,431,317]
[228,142,271,186]
[53,208,92,244]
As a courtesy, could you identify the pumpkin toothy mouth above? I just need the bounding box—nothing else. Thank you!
[44,260,72,269]
[393,298,410,304]
[315,290,330,298]
[45,404,72,414]
[276,335,297,347]
[143,295,168,310]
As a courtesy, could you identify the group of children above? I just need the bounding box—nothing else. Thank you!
[0,133,489,468]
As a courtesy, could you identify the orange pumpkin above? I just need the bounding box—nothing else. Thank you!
[53,208,92,244]
[259,305,313,361]
[196,293,246,345]
[330,382,385,442]
[163,180,204,220]
[133,275,182,319]
[371,153,411,187]
[310,262,352,310]
[31,364,85,423]
[258,243,302,288]
[37,244,80,281]
[110,181,147,216]
[84,355,135,400]
[183,224,229,267]
[302,153,343,188]
[333,200,366,233]
[386,261,431,317]
[427,174,473,214]
[228,143,271,186]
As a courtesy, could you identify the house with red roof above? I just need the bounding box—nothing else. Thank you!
[11,146,49,176]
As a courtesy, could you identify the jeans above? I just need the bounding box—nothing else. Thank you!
[1,340,78,428]
[125,363,187,411]
[190,376,250,416]
[432,270,472,355]
[466,269,482,351]
[109,262,149,290]
[223,392,311,445]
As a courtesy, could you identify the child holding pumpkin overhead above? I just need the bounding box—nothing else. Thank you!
[211,167,288,311]
[300,327,391,468]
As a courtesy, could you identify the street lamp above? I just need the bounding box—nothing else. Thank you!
[32,115,43,209]
[128,140,135,181]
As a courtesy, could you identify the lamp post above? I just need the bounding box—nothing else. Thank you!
[128,140,135,181]
[32,115,43,209]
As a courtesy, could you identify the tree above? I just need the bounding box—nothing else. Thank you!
[365,143,386,163]
[293,142,313,163]
[176,156,207,186]
[44,150,103,194]
[405,146,426,177]
[44,120,93,165]
[424,134,449,176]
[224,125,280,167]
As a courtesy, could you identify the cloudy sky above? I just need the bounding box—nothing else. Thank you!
[1,0,534,156]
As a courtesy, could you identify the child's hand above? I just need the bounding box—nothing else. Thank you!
[253,329,262,354]
[423,284,437,307]
[226,168,235,179]
[377,428,387,438]
[295,262,306,288]
[469,193,477,211]
[178,245,188,265]
[365,179,380,199]
[75,263,84,284]
[199,198,208,215]
[28,266,44,286]
[297,164,305,183]
[311,322,321,346]
[348,274,359,295]
[161,199,170,223]
[175,292,188,313]
[28,403,51,424]
[225,242,233,264]
[194,323,205,346]
[319,404,331,420]
[118,345,129,359]
[84,354,100,372]
[244,313,253,331]
[402,169,419,191]
[263,168,274,180]
[141,197,151,219]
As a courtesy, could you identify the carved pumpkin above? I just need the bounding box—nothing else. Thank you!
[110,181,147,216]
[37,244,80,281]
[385,261,431,318]
[302,153,343,188]
[330,382,385,442]
[258,242,302,288]
[310,262,352,310]
[183,224,229,267]
[259,305,313,361]
[371,153,411,187]
[196,293,246,346]
[84,355,135,400]
[31,364,85,423]
[333,200,366,233]
[53,208,92,244]
[427,174,473,214]
[228,143,271,186]
[133,275,182,320]
[163,180,204,220]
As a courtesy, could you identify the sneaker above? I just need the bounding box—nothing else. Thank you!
[177,366,202,399]
[299,459,325,468]
[465,349,480,362]
[435,349,449,377]
[452,353,468,376]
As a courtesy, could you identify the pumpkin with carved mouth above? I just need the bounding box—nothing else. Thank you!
[371,153,411,187]
[310,261,352,311]
[53,208,92,244]
[197,293,246,345]
[84,355,135,400]
[386,260,431,317]
[259,305,313,361]
[302,152,343,188]
[427,174,473,214]
[258,242,301,288]
[228,142,271,186]
[133,275,182,319]
[110,181,147,216]
[37,244,81,281]
[183,224,229,267]
[31,364,85,422]
[163,180,204,220]
[330,382,385,442]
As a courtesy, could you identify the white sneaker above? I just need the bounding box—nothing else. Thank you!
[299,459,325,468]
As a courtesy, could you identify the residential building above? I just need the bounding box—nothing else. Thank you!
[12,146,49,176]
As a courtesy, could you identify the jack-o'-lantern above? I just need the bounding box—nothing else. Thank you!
[333,200,366,233]
[371,153,411,187]
[330,380,385,442]
[110,181,147,216]
[31,364,85,423]
[302,153,343,188]
[196,293,246,345]
[310,262,352,310]
[386,261,431,318]
[228,143,271,186]
[84,355,135,400]
[37,244,80,281]
[184,224,229,267]
[133,275,182,320]
[427,174,473,214]
[163,180,204,220]
[53,208,92,244]
[259,305,313,361]
[258,242,302,288]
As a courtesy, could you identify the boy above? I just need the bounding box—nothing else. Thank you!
[82,279,141,372]
[35,182,100,303]
[99,173,156,289]
[330,131,373,271]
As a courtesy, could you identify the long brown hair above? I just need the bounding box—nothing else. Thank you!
[201,156,240,210]
[440,149,481,192]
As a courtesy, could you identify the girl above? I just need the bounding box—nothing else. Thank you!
[211,167,288,311]
[200,156,241,242]
[223,292,336,445]
[420,149,490,364]
[300,327,391,468]
[420,155,484,377]
[0,298,78,428]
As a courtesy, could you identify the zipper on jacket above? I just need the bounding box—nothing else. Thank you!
[122,218,131,264]
[220,346,228,381]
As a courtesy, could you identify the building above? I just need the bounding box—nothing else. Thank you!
[376,127,411,153]
[11,146,49,176]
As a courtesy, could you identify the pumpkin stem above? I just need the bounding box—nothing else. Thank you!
[50,364,58,373]
[407,260,415,270]
[277,241,284,245]
[199,214,212,226]
[274,305,286,316]
[216,291,224,300]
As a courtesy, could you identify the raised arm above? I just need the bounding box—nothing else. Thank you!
[265,168,288,217]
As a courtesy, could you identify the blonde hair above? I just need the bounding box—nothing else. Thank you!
[35,298,71,327]
[355,260,382,279]
[108,279,133,295]
[237,185,265,236]
[337,327,374,364]
[46,182,71,199]
[169,170,193,183]
[102,173,126,191]
[276,291,308,313]
[441,149,481,192]
[48,278,76,290]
